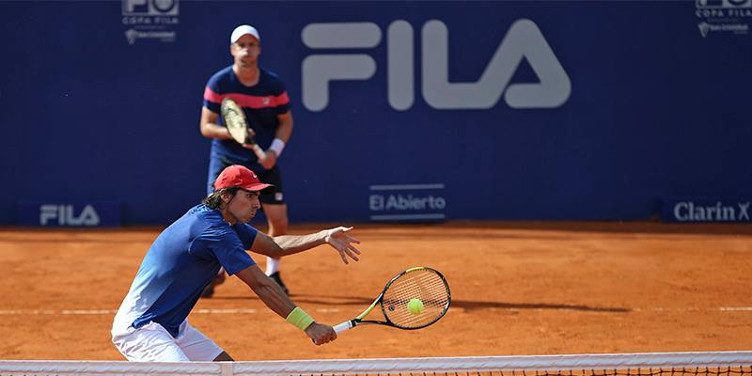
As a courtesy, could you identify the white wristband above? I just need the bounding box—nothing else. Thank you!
[269,138,286,157]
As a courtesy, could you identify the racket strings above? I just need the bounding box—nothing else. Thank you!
[223,108,244,131]
[382,269,450,329]
[221,99,248,143]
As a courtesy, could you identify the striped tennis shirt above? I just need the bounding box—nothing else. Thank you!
[202,65,291,164]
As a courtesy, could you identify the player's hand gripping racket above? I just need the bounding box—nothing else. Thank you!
[334,266,451,333]
[220,98,267,160]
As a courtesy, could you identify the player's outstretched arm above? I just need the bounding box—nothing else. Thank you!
[235,265,336,345]
[251,227,362,264]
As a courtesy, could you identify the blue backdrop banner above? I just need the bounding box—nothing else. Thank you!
[1,1,751,225]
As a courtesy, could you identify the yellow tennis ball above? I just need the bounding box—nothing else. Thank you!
[407,298,424,314]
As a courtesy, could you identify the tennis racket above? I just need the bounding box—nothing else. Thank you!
[333,266,451,333]
[220,97,267,160]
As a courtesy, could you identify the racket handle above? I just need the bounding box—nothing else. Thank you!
[311,321,353,343]
[333,321,354,333]
[250,144,267,160]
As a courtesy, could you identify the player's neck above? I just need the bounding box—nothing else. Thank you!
[220,210,238,225]
[233,64,260,87]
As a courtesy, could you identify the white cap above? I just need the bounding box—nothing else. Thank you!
[230,24,261,44]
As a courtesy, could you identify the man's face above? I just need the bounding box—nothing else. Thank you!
[225,189,261,223]
[231,34,261,68]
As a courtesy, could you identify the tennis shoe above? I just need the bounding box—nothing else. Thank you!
[201,284,215,298]
[269,271,289,295]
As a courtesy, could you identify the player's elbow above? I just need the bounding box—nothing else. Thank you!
[266,243,285,258]
[199,122,213,138]
[256,242,285,259]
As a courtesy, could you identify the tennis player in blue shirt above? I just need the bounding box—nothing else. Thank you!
[111,165,362,361]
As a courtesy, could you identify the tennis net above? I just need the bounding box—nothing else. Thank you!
[0,351,750,376]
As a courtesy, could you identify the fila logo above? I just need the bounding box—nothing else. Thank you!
[302,19,571,111]
[40,204,101,226]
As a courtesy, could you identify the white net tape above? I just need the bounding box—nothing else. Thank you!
[1,351,752,376]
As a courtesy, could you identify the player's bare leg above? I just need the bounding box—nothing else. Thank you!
[263,203,289,294]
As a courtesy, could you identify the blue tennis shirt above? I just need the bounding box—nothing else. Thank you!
[113,204,257,337]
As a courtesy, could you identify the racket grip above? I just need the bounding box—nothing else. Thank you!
[333,321,354,333]
[251,144,267,160]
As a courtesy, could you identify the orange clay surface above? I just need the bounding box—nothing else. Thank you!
[1,222,752,361]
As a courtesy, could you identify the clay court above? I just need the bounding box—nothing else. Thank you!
[1,222,751,361]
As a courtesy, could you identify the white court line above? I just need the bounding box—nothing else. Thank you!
[0,308,339,315]
[0,309,116,315]
[721,307,752,311]
[1,307,752,315]
[193,308,257,314]
[630,307,752,312]
[469,307,752,313]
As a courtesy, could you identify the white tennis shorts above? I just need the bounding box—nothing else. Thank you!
[112,320,223,362]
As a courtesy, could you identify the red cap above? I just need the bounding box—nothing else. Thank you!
[213,165,273,192]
